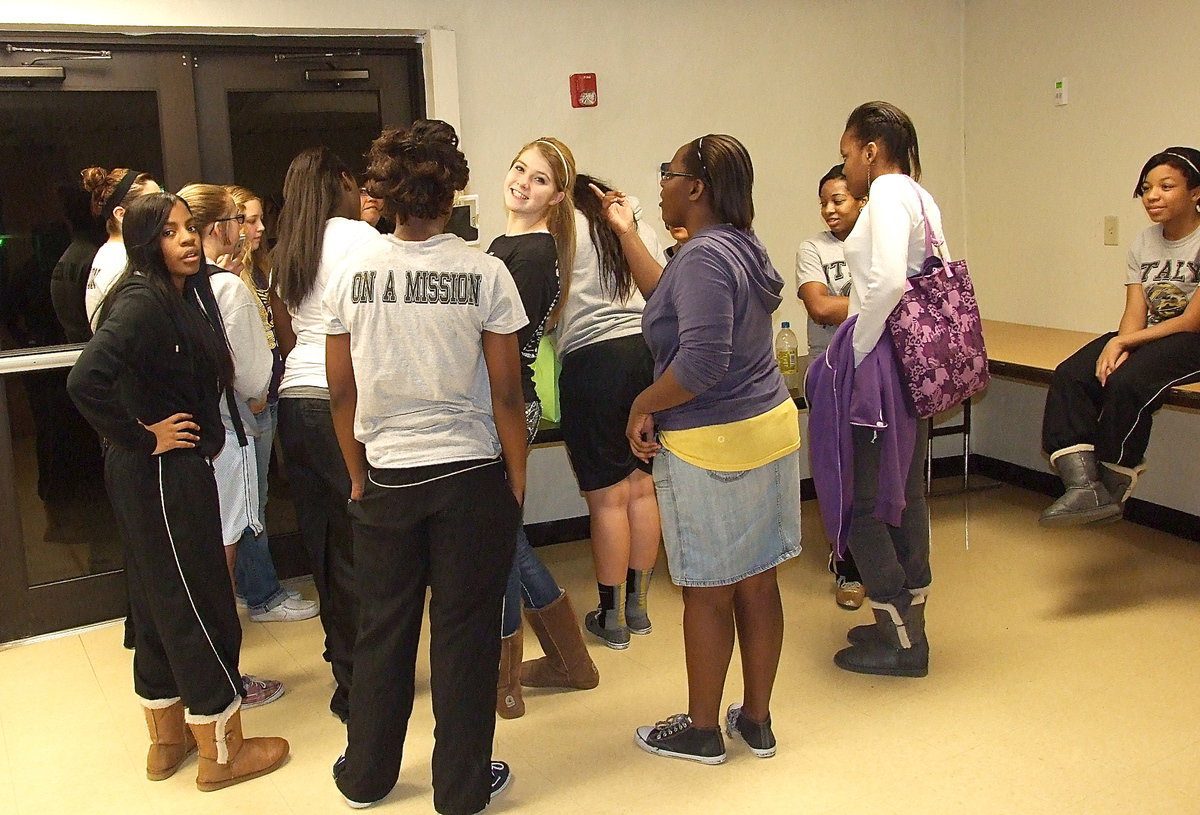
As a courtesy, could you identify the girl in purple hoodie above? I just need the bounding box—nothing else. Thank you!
[601,134,801,765]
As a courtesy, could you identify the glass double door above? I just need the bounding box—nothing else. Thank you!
[0,35,420,642]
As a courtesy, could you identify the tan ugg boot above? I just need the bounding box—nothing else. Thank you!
[142,697,196,781]
[186,697,289,791]
[519,591,599,690]
[496,629,525,719]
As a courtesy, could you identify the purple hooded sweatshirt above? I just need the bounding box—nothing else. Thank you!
[642,225,789,430]
[805,315,917,557]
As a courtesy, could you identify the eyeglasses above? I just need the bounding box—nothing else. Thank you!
[659,162,699,182]
[213,213,246,225]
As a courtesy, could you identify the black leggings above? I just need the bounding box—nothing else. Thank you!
[1042,331,1200,467]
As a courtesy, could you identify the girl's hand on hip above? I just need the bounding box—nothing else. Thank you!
[142,413,200,455]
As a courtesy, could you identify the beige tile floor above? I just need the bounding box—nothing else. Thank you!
[3,484,1200,814]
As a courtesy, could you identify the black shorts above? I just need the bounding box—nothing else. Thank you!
[559,333,655,492]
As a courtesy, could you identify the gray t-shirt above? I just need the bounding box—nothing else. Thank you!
[1126,223,1200,325]
[795,230,852,356]
[556,200,666,359]
[323,232,528,469]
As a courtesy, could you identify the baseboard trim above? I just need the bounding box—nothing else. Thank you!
[973,454,1200,541]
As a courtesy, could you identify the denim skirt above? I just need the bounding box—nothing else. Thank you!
[653,447,801,587]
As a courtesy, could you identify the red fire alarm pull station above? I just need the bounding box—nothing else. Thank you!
[570,73,597,108]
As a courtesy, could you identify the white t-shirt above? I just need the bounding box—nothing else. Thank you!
[84,240,129,332]
[208,269,272,436]
[843,174,947,364]
[795,230,853,357]
[279,217,382,392]
[323,232,528,469]
[1126,223,1200,326]
[556,201,665,359]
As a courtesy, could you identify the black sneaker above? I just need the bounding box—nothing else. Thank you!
[724,703,776,758]
[332,754,382,809]
[634,714,726,765]
[490,761,512,799]
[585,609,630,650]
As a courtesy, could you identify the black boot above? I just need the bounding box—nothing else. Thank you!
[847,587,926,646]
[835,594,928,677]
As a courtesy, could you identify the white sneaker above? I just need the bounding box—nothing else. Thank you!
[237,588,302,610]
[251,595,320,622]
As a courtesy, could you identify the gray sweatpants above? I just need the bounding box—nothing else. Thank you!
[845,421,931,606]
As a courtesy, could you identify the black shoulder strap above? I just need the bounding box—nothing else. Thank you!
[201,263,250,448]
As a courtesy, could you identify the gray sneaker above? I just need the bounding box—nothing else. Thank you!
[585,609,630,650]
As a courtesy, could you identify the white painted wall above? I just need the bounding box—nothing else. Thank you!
[963,0,1200,333]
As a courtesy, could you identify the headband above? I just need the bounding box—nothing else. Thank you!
[535,139,571,186]
[696,136,710,179]
[101,170,142,222]
[1165,151,1200,179]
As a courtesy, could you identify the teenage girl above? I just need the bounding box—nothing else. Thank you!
[602,135,801,765]
[177,182,283,709]
[225,184,319,624]
[272,146,379,723]
[487,137,598,720]
[67,191,287,791]
[81,166,161,330]
[816,101,940,678]
[556,173,663,653]
[796,164,867,610]
[1040,147,1200,526]
[326,119,522,814]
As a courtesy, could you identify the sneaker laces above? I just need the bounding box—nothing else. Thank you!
[652,713,692,737]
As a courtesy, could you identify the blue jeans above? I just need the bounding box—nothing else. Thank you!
[501,526,562,637]
[235,402,288,613]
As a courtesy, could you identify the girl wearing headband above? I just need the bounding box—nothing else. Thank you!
[620,134,800,765]
[1040,147,1200,526]
[487,137,598,720]
[82,166,161,330]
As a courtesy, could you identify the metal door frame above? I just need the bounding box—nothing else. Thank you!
[0,30,426,642]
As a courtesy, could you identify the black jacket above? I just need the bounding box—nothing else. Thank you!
[67,276,224,460]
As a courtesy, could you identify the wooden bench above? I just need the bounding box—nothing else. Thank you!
[982,319,1200,409]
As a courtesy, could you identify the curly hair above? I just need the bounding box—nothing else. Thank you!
[364,119,469,224]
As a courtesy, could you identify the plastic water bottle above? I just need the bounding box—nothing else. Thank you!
[775,322,800,392]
